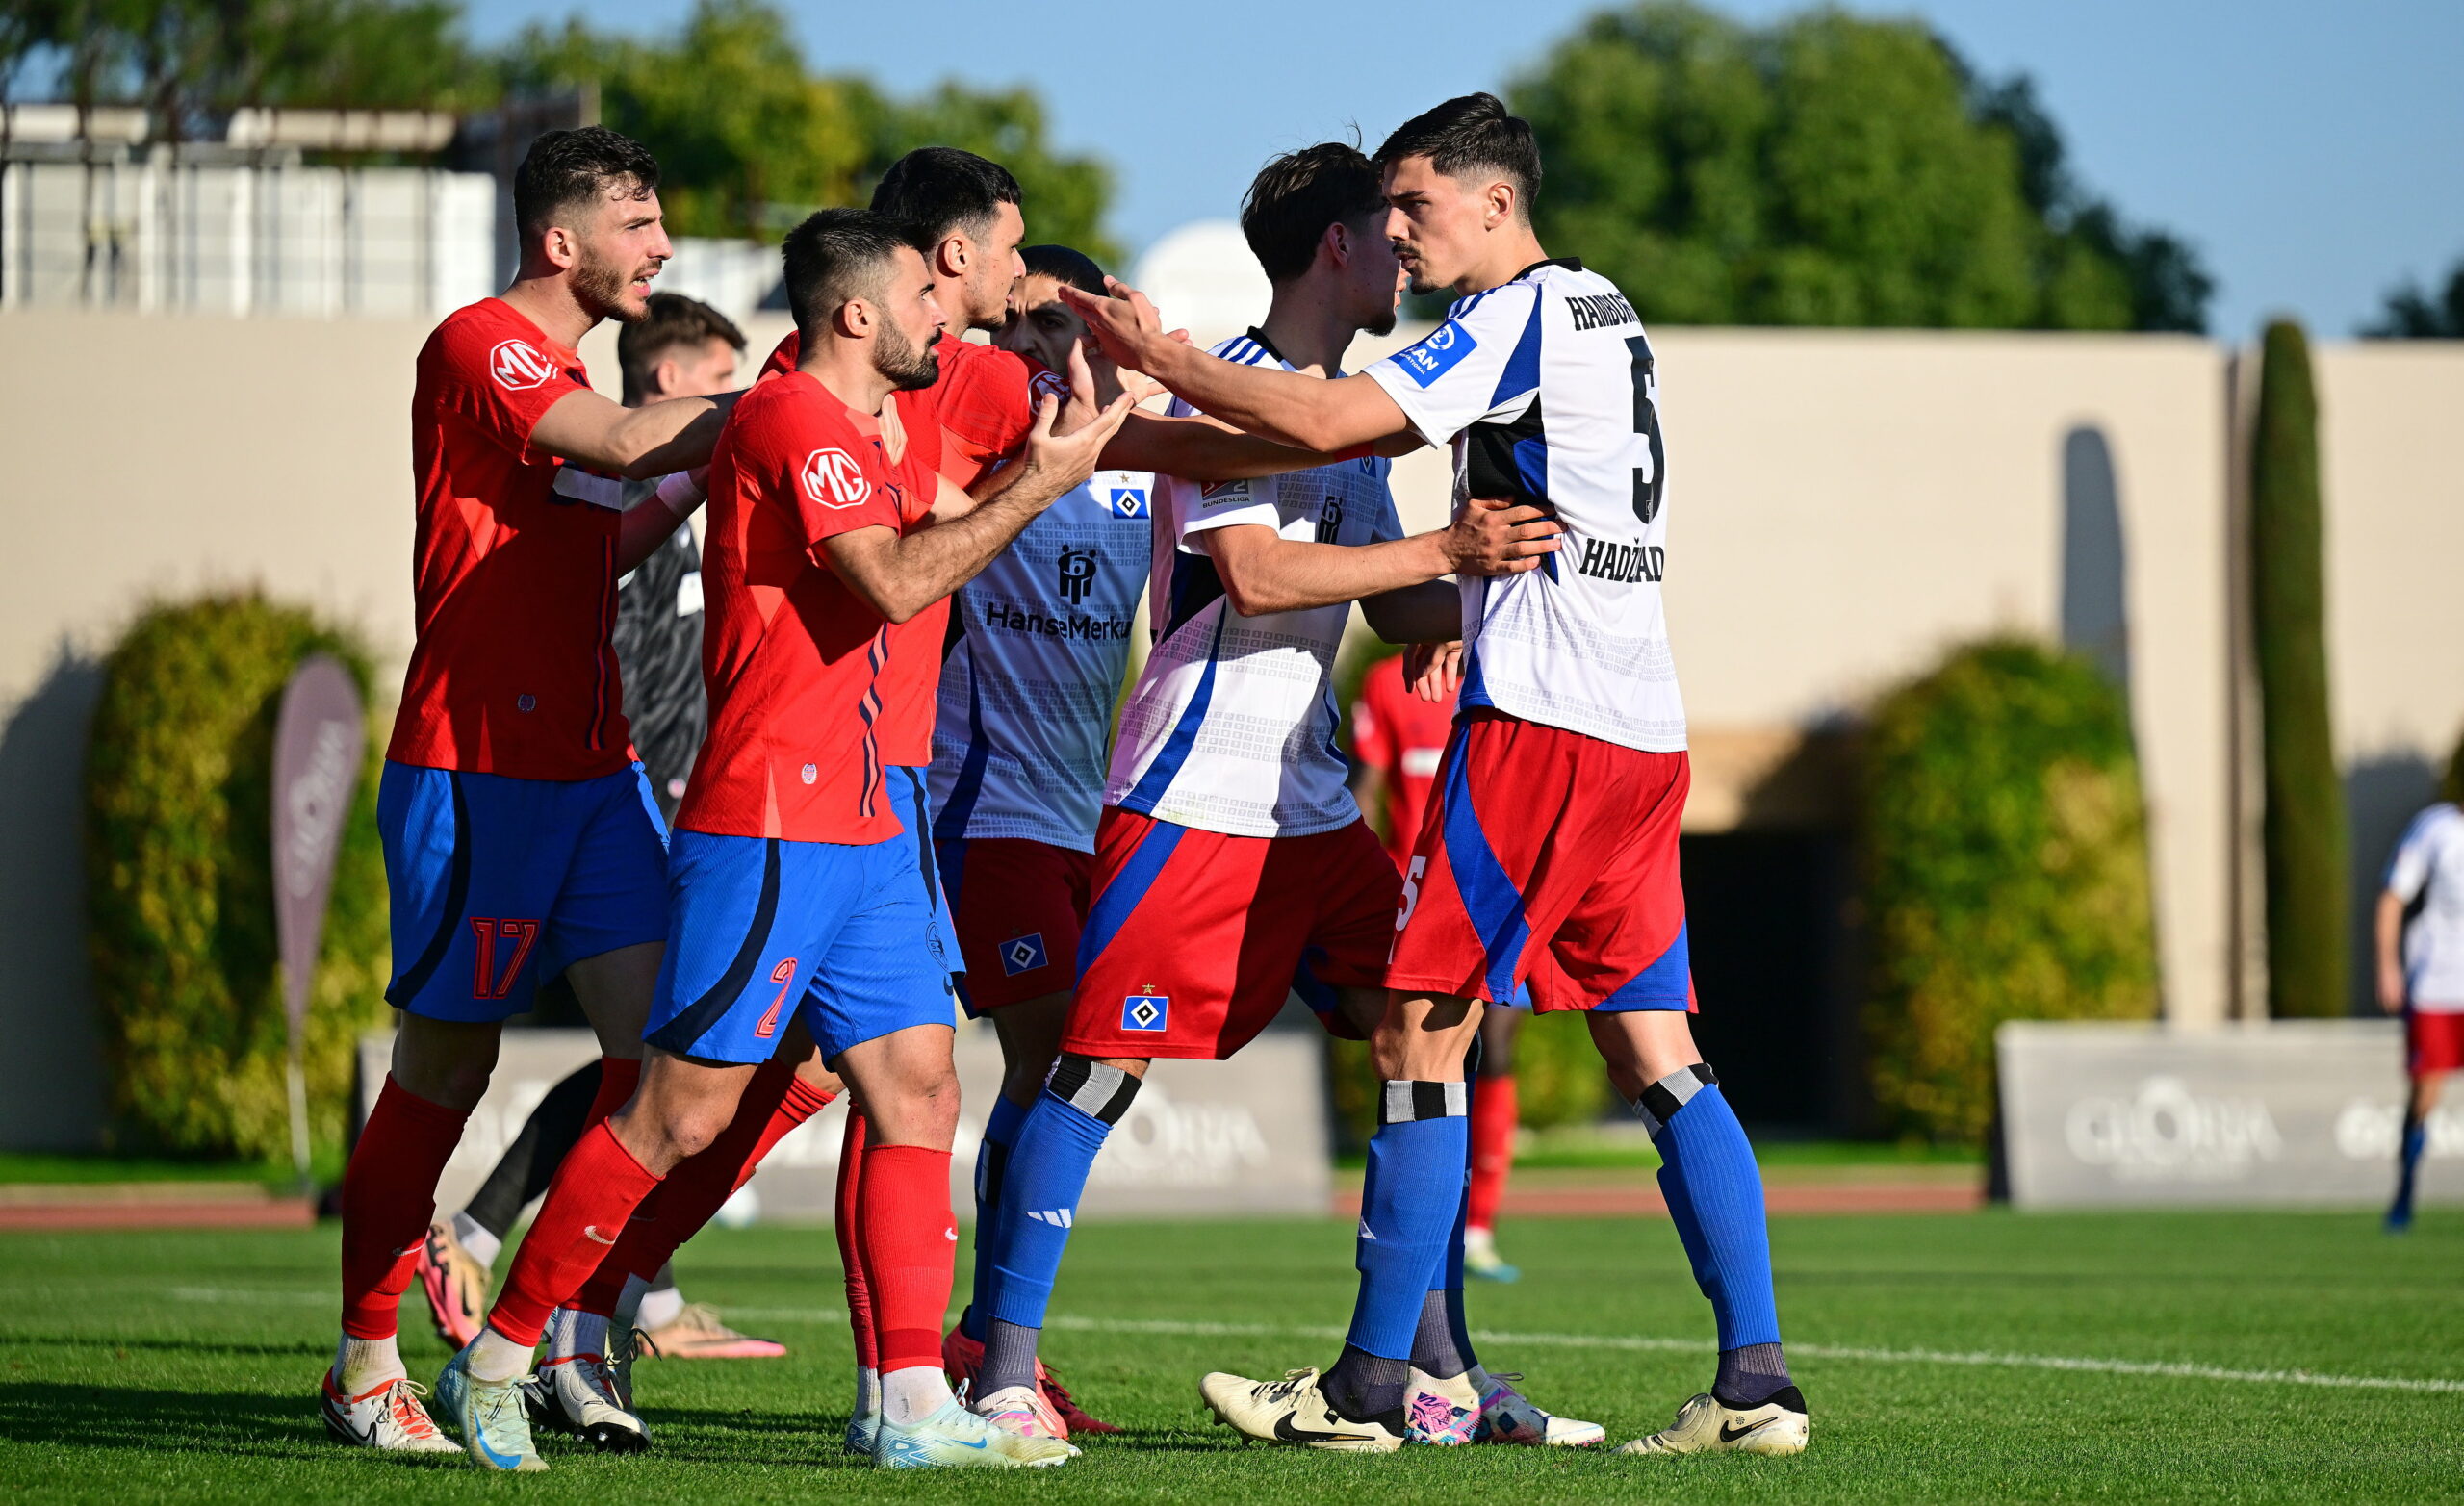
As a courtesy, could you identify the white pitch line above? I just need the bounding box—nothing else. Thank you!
[154,1289,2464,1397]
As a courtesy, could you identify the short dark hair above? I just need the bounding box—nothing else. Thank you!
[1019,243,1107,296]
[617,293,746,405]
[870,146,1022,250]
[781,208,916,345]
[1241,141,1386,283]
[513,125,661,241]
[1374,92,1541,222]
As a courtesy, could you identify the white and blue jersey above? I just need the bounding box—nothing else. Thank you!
[1105,330,1402,840]
[929,468,1154,851]
[1365,259,1685,753]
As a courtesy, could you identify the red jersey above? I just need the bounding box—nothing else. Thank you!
[679,371,943,844]
[389,298,629,780]
[1352,654,1458,868]
[757,330,1060,768]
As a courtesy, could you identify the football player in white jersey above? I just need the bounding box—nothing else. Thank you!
[930,243,1154,1437]
[963,142,1578,1448]
[1065,94,1807,1458]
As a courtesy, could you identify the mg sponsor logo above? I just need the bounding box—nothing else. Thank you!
[802,447,870,509]
[489,339,559,391]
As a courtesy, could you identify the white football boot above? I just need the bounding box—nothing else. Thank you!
[525,1347,651,1453]
[1198,1367,1403,1453]
[970,1384,1081,1456]
[871,1396,1073,1468]
[1402,1367,1478,1445]
[1472,1367,1606,1446]
[435,1339,548,1472]
[1618,1387,1809,1457]
[320,1372,461,1454]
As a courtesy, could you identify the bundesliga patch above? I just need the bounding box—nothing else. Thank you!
[1198,477,1250,509]
[1121,992,1168,1032]
[1108,485,1149,519]
[1395,320,1476,387]
[1000,932,1049,977]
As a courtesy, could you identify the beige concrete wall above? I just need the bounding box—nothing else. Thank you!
[7,305,2458,1144]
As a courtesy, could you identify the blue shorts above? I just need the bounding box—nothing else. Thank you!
[646,824,957,1066]
[378,761,669,1022]
[886,767,964,980]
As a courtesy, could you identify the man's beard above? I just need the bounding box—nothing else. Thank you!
[876,319,941,392]
[1406,273,1444,298]
[575,250,648,321]
[1365,303,1399,338]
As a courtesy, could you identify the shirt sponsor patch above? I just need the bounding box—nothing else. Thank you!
[1000,932,1049,976]
[1393,321,1477,388]
[1121,992,1169,1032]
[1198,478,1251,509]
[801,447,870,509]
[489,339,558,391]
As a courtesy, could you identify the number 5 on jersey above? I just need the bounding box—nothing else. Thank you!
[1627,334,1666,525]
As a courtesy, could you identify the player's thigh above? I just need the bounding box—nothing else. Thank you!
[541,763,672,1040]
[831,1023,960,1148]
[945,838,1090,1016]
[1583,1008,1705,1101]
[991,990,1076,1105]
[615,1046,761,1172]
[1064,812,1286,1061]
[388,1010,504,1110]
[379,762,587,1025]
[1371,990,1485,1083]
[643,831,843,1067]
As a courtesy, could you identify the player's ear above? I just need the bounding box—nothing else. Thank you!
[834,296,872,340]
[935,233,970,281]
[1485,178,1515,230]
[540,223,578,272]
[1323,220,1350,270]
[651,356,681,398]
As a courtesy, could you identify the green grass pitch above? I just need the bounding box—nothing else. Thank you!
[1,1209,2458,1502]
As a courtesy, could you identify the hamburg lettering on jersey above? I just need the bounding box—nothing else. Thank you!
[1565,290,1640,332]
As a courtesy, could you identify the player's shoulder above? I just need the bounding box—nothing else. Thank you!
[732,371,861,454]
[2416,802,2464,843]
[423,297,579,395]
[1209,331,1282,369]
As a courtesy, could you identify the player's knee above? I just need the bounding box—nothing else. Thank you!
[1045,1054,1143,1124]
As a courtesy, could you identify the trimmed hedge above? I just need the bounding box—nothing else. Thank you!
[1862,637,2159,1143]
[84,594,390,1161]
[2250,319,2348,1017]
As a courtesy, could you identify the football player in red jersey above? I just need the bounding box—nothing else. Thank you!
[323,126,745,1459]
[431,207,1129,1472]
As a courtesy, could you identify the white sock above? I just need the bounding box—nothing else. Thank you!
[635,1283,685,1331]
[544,1306,609,1363]
[451,1211,501,1268]
[881,1365,953,1426]
[852,1364,882,1420]
[466,1326,534,1385]
[613,1272,654,1333]
[332,1333,404,1393]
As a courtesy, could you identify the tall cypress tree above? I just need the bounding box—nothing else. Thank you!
[2250,319,2348,1017]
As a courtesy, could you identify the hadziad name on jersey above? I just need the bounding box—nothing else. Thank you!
[1564,291,1640,331]
[1576,536,1664,583]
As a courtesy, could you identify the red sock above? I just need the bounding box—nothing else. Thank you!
[583,1055,642,1129]
[487,1122,661,1346]
[860,1142,956,1372]
[572,1061,836,1315]
[1467,1072,1518,1235]
[340,1075,471,1340]
[835,1111,877,1369]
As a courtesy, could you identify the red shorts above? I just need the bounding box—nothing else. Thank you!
[1388,709,1695,1013]
[1063,807,1399,1059]
[2408,1009,2464,1077]
[937,837,1094,1013]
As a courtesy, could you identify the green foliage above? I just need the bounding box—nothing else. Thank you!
[2365,255,2464,338]
[502,0,1116,257]
[2250,319,2348,1017]
[1508,2,2209,331]
[83,594,390,1161]
[1862,638,2159,1143]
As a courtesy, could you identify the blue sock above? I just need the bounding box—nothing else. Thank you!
[984,1059,1139,1335]
[2393,1119,2427,1224]
[1345,1083,1469,1362]
[962,1092,1030,1341]
[1643,1070,1780,1352]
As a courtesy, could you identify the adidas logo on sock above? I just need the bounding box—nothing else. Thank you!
[1027,1209,1074,1229]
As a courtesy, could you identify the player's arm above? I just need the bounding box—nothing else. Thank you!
[2377,887,2409,1014]
[1064,282,1414,453]
[530,386,743,480]
[1358,582,1462,644]
[825,392,1133,623]
[1103,410,1419,481]
[614,471,707,573]
[1201,497,1557,619]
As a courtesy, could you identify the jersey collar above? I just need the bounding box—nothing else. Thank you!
[1513,256,1584,281]
[1243,324,1293,368]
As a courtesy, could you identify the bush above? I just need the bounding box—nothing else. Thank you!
[2250,319,2348,1017]
[84,594,390,1161]
[1861,637,2158,1143]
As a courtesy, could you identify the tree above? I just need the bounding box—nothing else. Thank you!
[1507,2,2210,331]
[2248,319,2348,1017]
[844,78,1118,267]
[2365,257,2464,338]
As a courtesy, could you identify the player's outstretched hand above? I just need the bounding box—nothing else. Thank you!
[1442,496,1563,576]
[1057,277,1166,372]
[1404,641,1464,703]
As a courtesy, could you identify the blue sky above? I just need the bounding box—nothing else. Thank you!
[465,0,2462,339]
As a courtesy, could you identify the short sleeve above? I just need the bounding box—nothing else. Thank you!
[429,314,590,463]
[2388,809,2448,900]
[757,399,903,562]
[1364,284,1542,447]
[1176,471,1290,546]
